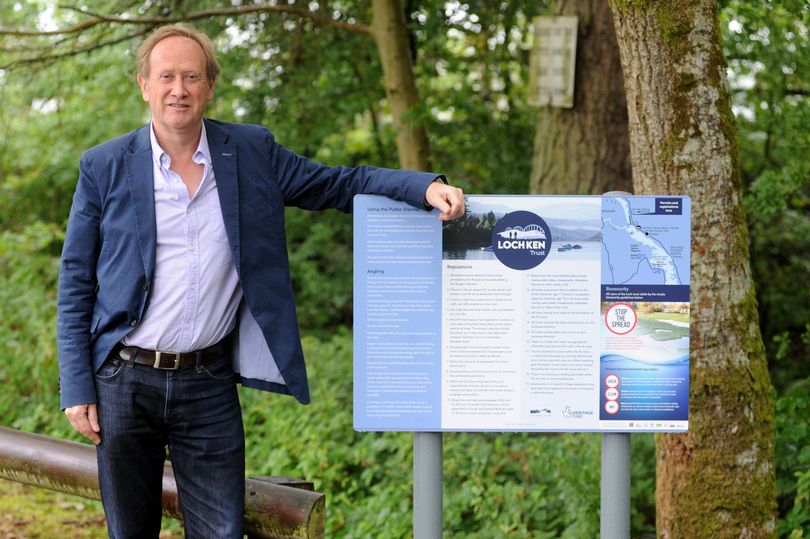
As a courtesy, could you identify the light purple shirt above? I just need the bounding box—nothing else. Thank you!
[123,123,242,353]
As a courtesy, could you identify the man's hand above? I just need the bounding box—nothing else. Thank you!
[65,403,101,445]
[425,182,465,221]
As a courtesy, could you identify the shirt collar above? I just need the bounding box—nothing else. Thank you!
[149,121,212,169]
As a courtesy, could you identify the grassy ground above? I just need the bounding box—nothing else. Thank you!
[0,479,182,538]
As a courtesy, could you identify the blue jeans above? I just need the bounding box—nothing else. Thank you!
[95,352,245,539]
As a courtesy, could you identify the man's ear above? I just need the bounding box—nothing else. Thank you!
[206,76,216,100]
[136,73,149,102]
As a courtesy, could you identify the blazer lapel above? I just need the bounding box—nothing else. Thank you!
[124,126,157,283]
[206,119,241,274]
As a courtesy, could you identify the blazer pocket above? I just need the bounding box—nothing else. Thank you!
[90,314,101,334]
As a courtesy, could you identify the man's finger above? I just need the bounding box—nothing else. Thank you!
[65,404,101,445]
[85,404,101,445]
[445,191,464,218]
[432,196,451,215]
[87,404,101,433]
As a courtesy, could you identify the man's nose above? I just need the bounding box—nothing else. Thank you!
[170,76,187,96]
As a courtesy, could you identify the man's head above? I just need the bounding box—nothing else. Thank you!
[137,25,220,82]
[136,25,220,140]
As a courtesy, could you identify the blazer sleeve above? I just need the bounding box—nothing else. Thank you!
[57,152,102,409]
[263,130,438,212]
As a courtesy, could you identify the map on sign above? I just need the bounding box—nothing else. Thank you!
[600,197,690,286]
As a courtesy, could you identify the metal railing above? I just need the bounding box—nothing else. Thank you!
[0,426,324,539]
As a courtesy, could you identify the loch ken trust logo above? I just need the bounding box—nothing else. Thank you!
[491,211,553,270]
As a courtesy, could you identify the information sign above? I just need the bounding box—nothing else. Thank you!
[528,16,578,108]
[354,195,691,433]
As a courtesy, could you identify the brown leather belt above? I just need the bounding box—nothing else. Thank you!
[113,340,228,370]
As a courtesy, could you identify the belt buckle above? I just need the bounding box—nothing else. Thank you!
[154,351,181,370]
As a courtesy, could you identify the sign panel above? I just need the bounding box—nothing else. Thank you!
[354,195,691,433]
[528,16,578,108]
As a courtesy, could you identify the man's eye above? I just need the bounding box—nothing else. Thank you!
[160,74,173,81]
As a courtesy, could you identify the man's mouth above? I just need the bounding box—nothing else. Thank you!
[168,103,189,109]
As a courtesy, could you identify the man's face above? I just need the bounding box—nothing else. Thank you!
[137,36,215,138]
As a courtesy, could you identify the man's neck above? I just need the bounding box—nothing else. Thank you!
[152,121,203,161]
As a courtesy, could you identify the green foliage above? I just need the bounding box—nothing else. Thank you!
[0,32,145,232]
[0,224,63,431]
[721,5,810,533]
[630,434,657,537]
[442,432,601,538]
[723,0,810,392]
[284,208,354,331]
[413,2,545,195]
[775,378,810,536]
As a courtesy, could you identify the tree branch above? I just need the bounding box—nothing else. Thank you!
[0,32,81,53]
[0,16,106,37]
[1,27,151,70]
[786,87,810,97]
[0,3,371,37]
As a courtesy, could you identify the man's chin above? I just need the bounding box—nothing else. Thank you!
[155,117,202,133]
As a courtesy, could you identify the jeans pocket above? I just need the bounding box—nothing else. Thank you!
[95,358,126,381]
[201,357,236,381]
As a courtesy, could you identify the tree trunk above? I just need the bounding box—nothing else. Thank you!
[530,0,631,195]
[608,1,776,537]
[370,0,432,171]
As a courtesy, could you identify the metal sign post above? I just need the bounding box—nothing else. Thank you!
[413,432,443,539]
[601,432,631,538]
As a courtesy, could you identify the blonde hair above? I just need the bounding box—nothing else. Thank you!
[136,24,221,81]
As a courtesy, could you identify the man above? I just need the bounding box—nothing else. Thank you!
[58,24,463,538]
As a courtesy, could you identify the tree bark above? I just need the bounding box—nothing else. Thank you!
[530,0,631,195]
[370,0,432,171]
[608,1,776,537]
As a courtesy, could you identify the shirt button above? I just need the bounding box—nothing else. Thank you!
[130,320,138,327]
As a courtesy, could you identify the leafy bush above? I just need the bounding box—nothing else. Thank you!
[284,208,354,332]
[0,223,67,435]
[775,378,810,536]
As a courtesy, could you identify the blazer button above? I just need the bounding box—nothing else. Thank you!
[143,282,149,291]
[130,319,138,327]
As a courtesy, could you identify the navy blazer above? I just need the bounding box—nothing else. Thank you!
[57,119,437,409]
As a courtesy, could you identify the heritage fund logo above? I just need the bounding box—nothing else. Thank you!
[491,211,553,270]
[561,405,593,420]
